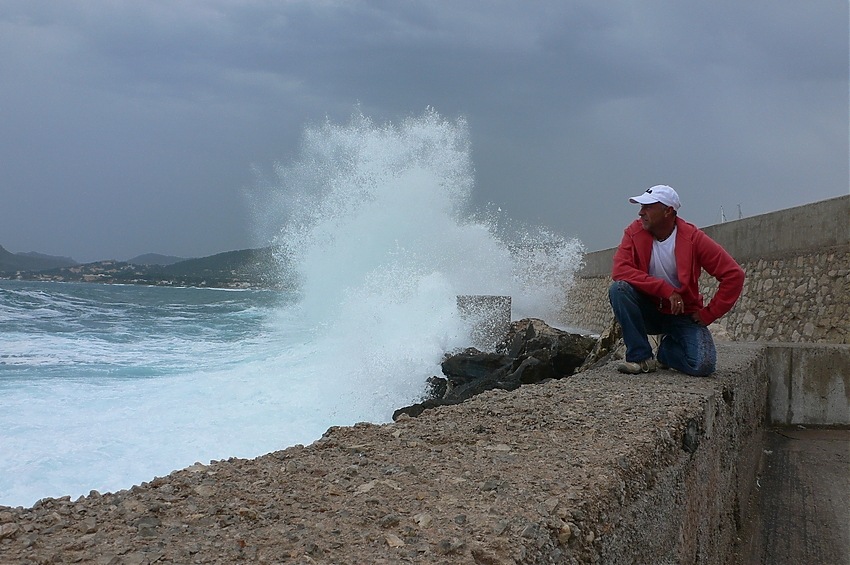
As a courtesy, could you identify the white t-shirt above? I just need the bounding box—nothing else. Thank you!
[649,226,681,288]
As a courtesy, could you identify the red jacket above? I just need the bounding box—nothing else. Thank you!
[612,217,745,325]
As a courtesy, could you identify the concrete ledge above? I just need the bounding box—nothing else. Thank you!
[765,343,850,425]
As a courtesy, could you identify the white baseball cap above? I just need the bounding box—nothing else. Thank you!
[629,185,681,211]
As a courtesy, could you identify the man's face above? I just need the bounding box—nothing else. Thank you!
[638,202,672,232]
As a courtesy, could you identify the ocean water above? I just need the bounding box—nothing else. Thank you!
[0,110,583,508]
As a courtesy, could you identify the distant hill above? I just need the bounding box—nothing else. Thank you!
[16,251,78,264]
[0,246,78,274]
[0,246,288,289]
[161,248,277,276]
[127,253,188,266]
[155,247,284,287]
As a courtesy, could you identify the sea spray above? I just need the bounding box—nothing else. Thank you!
[254,108,585,418]
[0,109,586,509]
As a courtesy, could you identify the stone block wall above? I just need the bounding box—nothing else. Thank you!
[562,195,849,345]
[701,246,848,343]
[562,275,613,335]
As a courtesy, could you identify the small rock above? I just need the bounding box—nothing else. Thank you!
[122,552,148,565]
[385,533,405,547]
[237,507,259,521]
[135,516,161,528]
[305,542,321,555]
[480,479,500,492]
[135,515,160,538]
[379,514,400,528]
[137,525,158,538]
[542,496,559,514]
[355,480,379,494]
[79,518,98,534]
[193,485,215,497]
[471,545,511,565]
[484,444,511,452]
[435,538,465,555]
[0,522,19,539]
[414,513,432,528]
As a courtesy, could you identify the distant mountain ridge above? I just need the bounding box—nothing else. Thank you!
[127,253,188,266]
[16,250,78,264]
[0,245,78,273]
[0,246,287,289]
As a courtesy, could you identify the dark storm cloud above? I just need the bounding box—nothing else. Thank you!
[0,1,846,262]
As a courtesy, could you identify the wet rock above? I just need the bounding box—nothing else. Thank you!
[498,318,596,376]
[394,318,595,419]
[441,349,513,384]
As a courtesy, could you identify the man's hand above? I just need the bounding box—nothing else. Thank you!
[669,292,685,315]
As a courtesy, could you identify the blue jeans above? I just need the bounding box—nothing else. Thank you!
[608,281,716,376]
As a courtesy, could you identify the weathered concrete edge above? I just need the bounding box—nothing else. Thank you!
[585,342,769,564]
[590,343,850,562]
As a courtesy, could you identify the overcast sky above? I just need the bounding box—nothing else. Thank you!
[1,1,847,263]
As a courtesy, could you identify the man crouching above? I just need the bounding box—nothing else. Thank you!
[609,185,745,376]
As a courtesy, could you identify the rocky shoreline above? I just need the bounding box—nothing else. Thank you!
[0,338,759,565]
